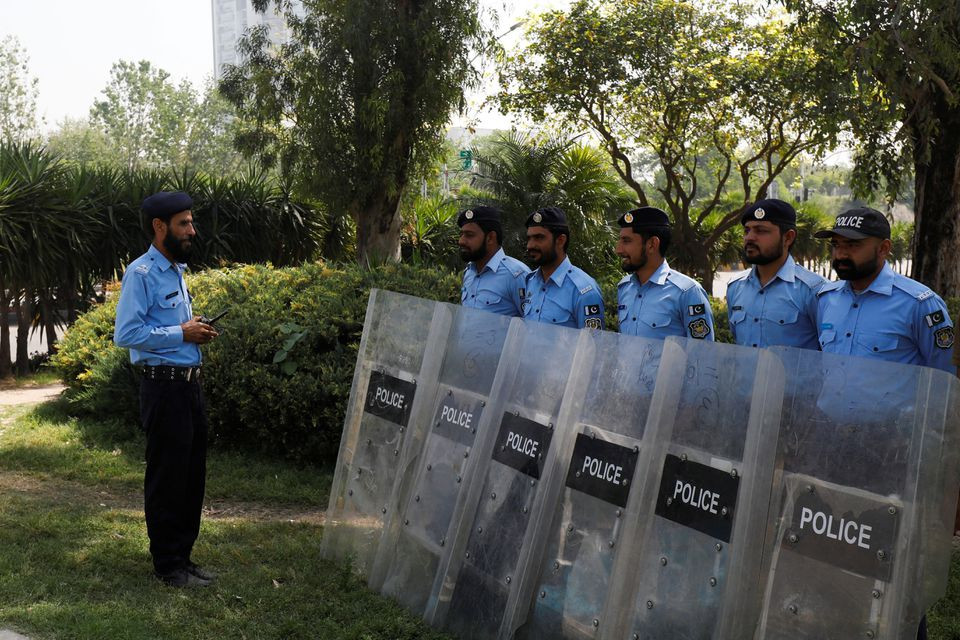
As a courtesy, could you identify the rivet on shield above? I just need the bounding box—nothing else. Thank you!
[464,451,469,458]
[616,509,622,518]
[522,506,528,513]
[709,577,717,587]
[590,432,596,439]
[394,449,399,456]
[448,389,453,396]
[789,604,798,615]
[540,591,547,599]
[716,543,723,552]
[623,479,629,487]
[806,485,815,493]
[367,439,372,445]
[721,507,728,516]
[872,589,882,599]
[730,468,738,478]
[457,476,462,483]
[554,561,560,570]
[680,453,688,462]
[633,446,639,453]
[465,552,471,559]
[549,423,554,429]
[608,540,615,548]
[399,427,404,434]
[415,495,421,502]
[666,497,673,506]
[593,619,599,628]
[788,533,798,543]
[634,635,640,640]
[505,576,512,584]
[477,527,483,534]
[440,538,445,547]
[472,428,477,434]
[404,519,409,525]
[646,601,654,609]
[888,506,897,515]
[427,464,432,471]
[877,550,887,560]
[866,631,875,639]
[480,401,486,407]
[491,492,497,500]
[575,471,581,478]
[530,479,536,486]
[568,524,574,532]
[348,489,353,496]
[660,557,667,566]
[381,507,387,514]
[515,410,520,416]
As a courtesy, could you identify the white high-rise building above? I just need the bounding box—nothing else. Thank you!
[211,0,303,79]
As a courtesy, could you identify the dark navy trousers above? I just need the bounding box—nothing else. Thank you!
[140,377,208,575]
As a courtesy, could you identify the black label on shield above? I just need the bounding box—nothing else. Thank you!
[785,482,900,582]
[655,454,740,542]
[491,413,553,479]
[433,390,483,448]
[364,370,416,427]
[565,433,638,508]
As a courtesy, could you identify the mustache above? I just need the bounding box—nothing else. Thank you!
[833,259,855,269]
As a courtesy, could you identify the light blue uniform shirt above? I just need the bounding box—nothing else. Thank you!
[461,247,530,317]
[617,260,714,340]
[523,256,605,329]
[726,255,825,349]
[816,262,955,374]
[114,244,201,366]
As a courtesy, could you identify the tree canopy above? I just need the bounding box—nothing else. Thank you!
[497,0,851,290]
[0,36,40,140]
[219,0,489,264]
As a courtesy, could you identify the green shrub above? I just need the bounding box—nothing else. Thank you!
[52,261,461,464]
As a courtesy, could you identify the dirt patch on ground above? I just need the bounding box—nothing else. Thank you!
[0,470,325,525]
[0,384,65,406]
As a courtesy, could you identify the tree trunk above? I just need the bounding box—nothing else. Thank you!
[669,231,716,295]
[13,291,31,377]
[0,276,11,380]
[41,293,58,355]
[353,192,403,266]
[911,93,960,297]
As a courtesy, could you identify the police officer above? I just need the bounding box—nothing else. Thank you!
[114,191,219,587]
[815,207,955,374]
[726,199,824,349]
[615,206,713,340]
[523,206,605,329]
[458,205,530,316]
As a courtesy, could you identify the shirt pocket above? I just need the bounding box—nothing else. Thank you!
[765,305,800,327]
[460,287,468,302]
[730,309,747,326]
[476,288,503,308]
[541,297,573,325]
[638,310,673,331]
[855,331,901,356]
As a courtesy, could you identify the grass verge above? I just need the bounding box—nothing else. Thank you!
[0,400,451,640]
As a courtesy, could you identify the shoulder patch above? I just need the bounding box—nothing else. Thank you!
[816,280,844,296]
[935,326,954,349]
[617,274,633,288]
[890,273,934,301]
[688,304,706,316]
[688,318,711,339]
[925,310,946,327]
[795,266,826,288]
[584,304,601,316]
[728,269,751,284]
[585,317,602,330]
[665,270,697,292]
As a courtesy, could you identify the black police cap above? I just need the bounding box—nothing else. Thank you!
[141,191,193,221]
[618,206,670,231]
[814,206,891,240]
[741,199,796,227]
[457,205,502,228]
[525,206,567,228]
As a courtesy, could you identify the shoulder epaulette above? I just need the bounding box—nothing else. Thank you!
[665,269,698,292]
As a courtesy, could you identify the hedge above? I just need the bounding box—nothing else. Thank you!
[52,262,461,464]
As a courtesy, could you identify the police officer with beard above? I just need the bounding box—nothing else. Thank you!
[522,206,605,329]
[615,206,713,339]
[457,206,530,317]
[726,199,825,349]
[815,207,955,374]
[114,191,218,587]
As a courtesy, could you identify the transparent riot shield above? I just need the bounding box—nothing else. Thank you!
[322,289,453,578]
[512,331,664,640]
[430,320,586,640]
[755,347,960,640]
[602,337,785,640]
[371,306,522,616]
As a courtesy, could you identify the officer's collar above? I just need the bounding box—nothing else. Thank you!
[542,256,574,286]
[475,247,506,274]
[750,254,796,286]
[147,244,183,272]
[643,259,670,286]
[851,261,895,296]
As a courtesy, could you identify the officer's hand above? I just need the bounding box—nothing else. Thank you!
[182,316,219,344]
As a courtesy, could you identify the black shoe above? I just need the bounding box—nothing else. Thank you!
[155,568,212,587]
[186,562,217,581]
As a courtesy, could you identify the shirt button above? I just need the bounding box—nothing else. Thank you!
[779,320,784,324]
[873,346,879,351]
[758,291,764,295]
[853,303,859,308]
[535,309,539,313]
[471,295,475,298]
[632,317,637,321]
[652,323,657,327]
[846,332,852,337]
[752,343,758,347]
[541,287,546,292]
[753,318,759,323]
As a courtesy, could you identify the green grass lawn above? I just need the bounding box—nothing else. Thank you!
[0,398,957,639]
[0,400,452,640]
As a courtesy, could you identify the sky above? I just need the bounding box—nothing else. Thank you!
[2,0,568,134]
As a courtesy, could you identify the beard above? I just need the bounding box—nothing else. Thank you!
[163,229,193,263]
[621,246,648,273]
[527,243,559,268]
[833,254,880,281]
[742,242,783,266]
[459,244,486,263]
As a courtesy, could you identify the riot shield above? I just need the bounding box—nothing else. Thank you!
[755,347,960,640]
[430,320,587,640]
[371,306,522,616]
[512,331,664,640]
[602,337,785,640]
[322,289,453,578]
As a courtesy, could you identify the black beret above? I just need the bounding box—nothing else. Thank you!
[741,199,796,227]
[618,206,670,231]
[525,206,567,228]
[141,191,193,220]
[457,205,502,227]
[814,206,891,240]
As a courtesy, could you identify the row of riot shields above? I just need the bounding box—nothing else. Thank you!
[323,289,960,640]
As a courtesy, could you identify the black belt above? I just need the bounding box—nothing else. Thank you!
[140,365,202,382]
